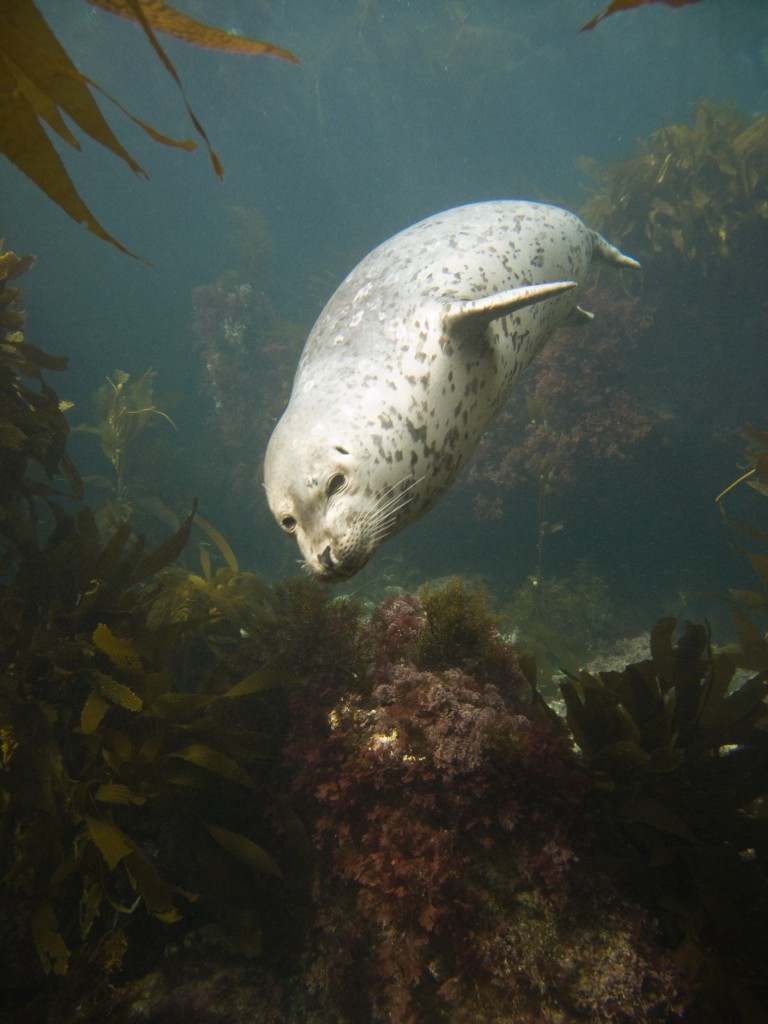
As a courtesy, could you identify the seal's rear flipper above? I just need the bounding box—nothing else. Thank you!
[443,280,577,337]
[591,231,641,269]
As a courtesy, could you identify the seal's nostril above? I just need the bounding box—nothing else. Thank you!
[319,546,335,570]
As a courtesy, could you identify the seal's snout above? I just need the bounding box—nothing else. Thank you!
[318,545,335,571]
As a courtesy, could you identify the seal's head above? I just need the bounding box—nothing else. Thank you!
[264,412,417,581]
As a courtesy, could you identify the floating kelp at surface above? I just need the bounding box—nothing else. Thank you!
[579,99,768,277]
[0,0,298,256]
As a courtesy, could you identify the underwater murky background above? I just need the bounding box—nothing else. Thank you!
[3,0,768,646]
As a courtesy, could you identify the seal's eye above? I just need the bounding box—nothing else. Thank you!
[327,473,346,497]
[281,515,297,533]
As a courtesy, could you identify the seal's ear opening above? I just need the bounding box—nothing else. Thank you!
[442,280,577,340]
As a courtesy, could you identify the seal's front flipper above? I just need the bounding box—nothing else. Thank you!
[443,280,577,338]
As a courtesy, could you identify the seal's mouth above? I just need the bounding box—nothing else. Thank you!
[307,544,369,583]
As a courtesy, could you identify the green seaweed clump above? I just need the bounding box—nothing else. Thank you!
[417,576,503,672]
[580,99,768,277]
[560,617,768,1020]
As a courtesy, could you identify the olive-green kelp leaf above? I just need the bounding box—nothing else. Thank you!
[30,903,70,976]
[205,823,284,879]
[0,1,298,257]
[580,0,704,33]
[88,0,299,62]
[0,0,146,257]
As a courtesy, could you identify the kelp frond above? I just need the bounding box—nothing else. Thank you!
[581,0,705,33]
[0,245,81,558]
[579,99,768,276]
[0,0,298,256]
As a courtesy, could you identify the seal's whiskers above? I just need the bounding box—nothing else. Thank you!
[359,476,423,542]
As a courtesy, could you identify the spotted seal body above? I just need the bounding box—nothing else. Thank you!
[264,200,639,580]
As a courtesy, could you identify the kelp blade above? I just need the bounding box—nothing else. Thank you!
[88,0,299,63]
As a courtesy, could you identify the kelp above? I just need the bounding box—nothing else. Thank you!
[554,422,768,1017]
[0,0,298,257]
[0,288,301,978]
[581,0,704,33]
[0,246,81,561]
[560,618,768,1012]
[0,493,299,976]
[146,514,278,637]
[76,368,179,531]
[579,99,768,276]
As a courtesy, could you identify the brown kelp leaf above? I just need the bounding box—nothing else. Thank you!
[650,616,677,681]
[85,815,134,870]
[94,783,146,805]
[581,0,704,33]
[593,739,652,772]
[95,671,143,712]
[79,690,109,734]
[88,0,299,63]
[134,501,196,581]
[124,849,184,921]
[222,668,289,699]
[92,622,143,675]
[1,0,143,170]
[618,794,696,840]
[31,903,70,976]
[167,743,255,789]
[85,0,296,180]
[732,606,768,671]
[0,51,136,258]
[205,823,283,879]
[1,0,297,256]
[0,250,35,280]
[194,512,239,573]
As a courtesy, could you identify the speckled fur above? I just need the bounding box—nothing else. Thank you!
[264,200,638,580]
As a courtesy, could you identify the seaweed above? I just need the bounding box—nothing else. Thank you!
[76,368,179,534]
[581,0,704,34]
[560,616,768,1016]
[0,246,81,562]
[0,271,300,984]
[0,0,298,256]
[579,99,768,278]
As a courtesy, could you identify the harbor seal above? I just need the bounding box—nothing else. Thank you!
[264,200,639,581]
